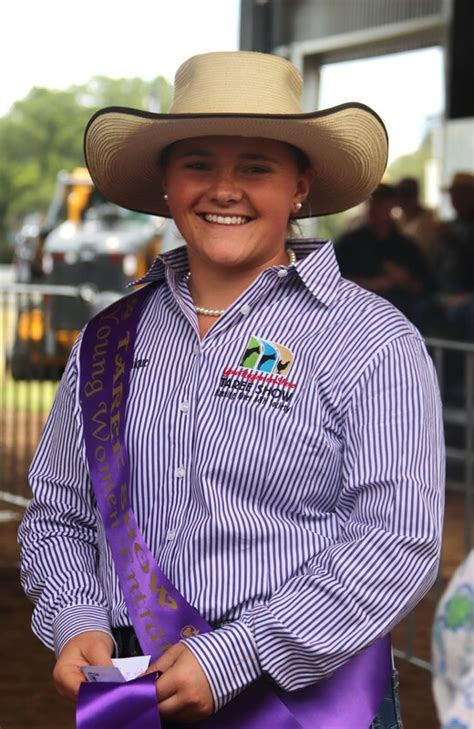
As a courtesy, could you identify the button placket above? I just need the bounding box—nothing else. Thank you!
[173,341,201,482]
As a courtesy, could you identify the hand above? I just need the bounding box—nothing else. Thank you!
[53,630,114,700]
[146,642,214,723]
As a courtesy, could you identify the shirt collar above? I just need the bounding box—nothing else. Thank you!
[286,239,341,307]
[132,238,341,308]
[131,245,189,287]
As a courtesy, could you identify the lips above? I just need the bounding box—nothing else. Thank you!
[201,213,251,225]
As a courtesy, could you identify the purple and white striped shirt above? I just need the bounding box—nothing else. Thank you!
[19,239,445,709]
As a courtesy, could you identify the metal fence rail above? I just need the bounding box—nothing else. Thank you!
[1,285,473,672]
[427,336,474,554]
[0,283,95,505]
[392,336,474,671]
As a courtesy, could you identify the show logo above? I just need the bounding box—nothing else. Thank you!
[215,335,297,412]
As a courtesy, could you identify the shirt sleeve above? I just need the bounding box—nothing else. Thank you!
[18,341,114,656]
[183,333,445,710]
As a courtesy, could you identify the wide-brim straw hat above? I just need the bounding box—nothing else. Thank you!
[84,51,388,219]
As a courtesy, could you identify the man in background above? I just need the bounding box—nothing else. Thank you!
[335,183,434,331]
[394,176,438,261]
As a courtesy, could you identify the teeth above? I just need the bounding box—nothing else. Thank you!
[203,214,249,225]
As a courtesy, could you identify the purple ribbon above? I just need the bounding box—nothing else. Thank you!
[77,675,159,729]
[77,285,391,729]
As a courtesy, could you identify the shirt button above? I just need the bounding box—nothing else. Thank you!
[175,466,186,478]
[240,304,250,316]
[193,345,200,355]
[277,269,288,278]
[179,400,190,413]
[166,529,176,541]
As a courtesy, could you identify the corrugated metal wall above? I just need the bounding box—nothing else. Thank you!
[290,0,444,43]
[240,0,447,59]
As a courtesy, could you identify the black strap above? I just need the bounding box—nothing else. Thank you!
[112,626,144,658]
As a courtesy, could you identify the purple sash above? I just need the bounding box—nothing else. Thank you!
[77,285,391,728]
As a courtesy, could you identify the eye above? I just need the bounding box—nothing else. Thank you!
[244,165,272,174]
[185,161,211,171]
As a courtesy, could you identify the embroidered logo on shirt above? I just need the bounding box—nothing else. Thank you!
[132,358,149,369]
[239,335,294,376]
[215,335,297,413]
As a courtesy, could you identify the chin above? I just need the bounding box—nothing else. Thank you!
[201,244,249,265]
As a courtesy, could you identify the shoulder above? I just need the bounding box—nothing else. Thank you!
[326,279,427,383]
[334,277,416,334]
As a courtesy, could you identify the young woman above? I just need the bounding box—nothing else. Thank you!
[19,51,444,728]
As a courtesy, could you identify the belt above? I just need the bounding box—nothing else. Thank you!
[112,625,144,658]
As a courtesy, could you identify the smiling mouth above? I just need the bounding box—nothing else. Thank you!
[201,213,251,225]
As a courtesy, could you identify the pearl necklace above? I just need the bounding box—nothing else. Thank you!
[184,248,297,317]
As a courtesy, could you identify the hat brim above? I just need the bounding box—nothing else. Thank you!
[84,103,388,218]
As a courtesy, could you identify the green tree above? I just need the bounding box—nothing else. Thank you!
[74,75,173,113]
[0,88,91,259]
[387,130,434,200]
[0,75,173,262]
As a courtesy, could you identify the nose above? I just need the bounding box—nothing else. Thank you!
[208,170,243,205]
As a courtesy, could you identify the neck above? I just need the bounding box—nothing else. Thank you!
[186,248,294,315]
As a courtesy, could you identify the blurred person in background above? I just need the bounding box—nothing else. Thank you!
[393,176,438,261]
[426,172,474,340]
[335,183,434,330]
[18,51,445,729]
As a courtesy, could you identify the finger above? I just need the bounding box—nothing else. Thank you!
[158,694,192,722]
[145,643,182,675]
[53,638,114,700]
[155,666,180,702]
[83,644,114,666]
[158,691,210,724]
[80,633,115,666]
[53,662,87,701]
[158,694,184,721]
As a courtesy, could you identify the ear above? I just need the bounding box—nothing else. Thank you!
[296,167,316,203]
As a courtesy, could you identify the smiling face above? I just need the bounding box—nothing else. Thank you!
[161,136,314,274]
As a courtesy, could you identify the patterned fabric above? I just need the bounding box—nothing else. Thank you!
[370,669,402,729]
[432,550,474,729]
[19,239,445,711]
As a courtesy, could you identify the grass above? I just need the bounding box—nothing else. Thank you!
[1,374,58,414]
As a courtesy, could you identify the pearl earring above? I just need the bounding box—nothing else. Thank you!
[163,193,169,201]
[294,201,302,212]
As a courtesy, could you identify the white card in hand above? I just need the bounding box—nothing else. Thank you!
[81,655,151,683]
[112,655,152,681]
[81,665,125,683]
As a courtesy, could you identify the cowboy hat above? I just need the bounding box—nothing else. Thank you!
[84,51,388,219]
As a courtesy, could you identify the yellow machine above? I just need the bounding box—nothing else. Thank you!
[10,168,167,380]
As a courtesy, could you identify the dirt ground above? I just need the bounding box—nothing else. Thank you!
[0,494,466,729]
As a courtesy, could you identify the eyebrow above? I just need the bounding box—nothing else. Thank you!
[177,149,281,165]
[240,153,281,164]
